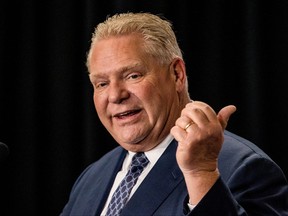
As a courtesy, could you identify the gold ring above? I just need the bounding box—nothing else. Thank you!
[184,121,194,130]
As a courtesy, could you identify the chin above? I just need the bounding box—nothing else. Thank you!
[119,142,145,152]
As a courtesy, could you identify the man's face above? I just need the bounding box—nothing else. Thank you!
[88,35,182,152]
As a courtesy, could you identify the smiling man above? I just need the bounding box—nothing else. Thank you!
[61,12,288,216]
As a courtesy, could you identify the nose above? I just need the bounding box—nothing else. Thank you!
[108,81,129,104]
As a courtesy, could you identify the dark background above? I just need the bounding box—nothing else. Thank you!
[1,0,288,215]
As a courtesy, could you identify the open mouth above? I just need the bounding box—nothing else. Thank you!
[114,109,141,119]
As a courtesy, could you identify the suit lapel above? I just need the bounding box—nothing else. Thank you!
[121,140,184,215]
[85,148,127,216]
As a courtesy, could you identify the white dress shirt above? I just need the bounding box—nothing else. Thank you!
[101,134,173,215]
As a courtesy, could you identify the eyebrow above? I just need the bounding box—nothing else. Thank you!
[89,63,144,79]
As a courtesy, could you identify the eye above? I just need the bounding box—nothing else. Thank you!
[127,73,142,80]
[95,82,108,89]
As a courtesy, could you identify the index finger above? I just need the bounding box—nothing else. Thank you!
[184,101,217,122]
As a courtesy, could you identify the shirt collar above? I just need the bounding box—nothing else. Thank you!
[128,134,174,167]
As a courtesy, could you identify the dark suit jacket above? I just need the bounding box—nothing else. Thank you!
[61,130,288,215]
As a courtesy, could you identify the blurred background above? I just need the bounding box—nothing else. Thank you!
[1,0,288,215]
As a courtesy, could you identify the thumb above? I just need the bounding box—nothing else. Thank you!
[217,105,237,130]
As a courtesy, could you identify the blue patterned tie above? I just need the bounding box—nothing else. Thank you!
[106,152,149,216]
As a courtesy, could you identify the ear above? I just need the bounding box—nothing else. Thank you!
[171,58,187,92]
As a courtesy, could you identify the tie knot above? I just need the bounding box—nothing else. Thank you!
[130,152,149,171]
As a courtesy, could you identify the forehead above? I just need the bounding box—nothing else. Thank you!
[89,35,149,74]
[93,35,145,60]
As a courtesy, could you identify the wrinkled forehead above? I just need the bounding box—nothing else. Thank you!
[89,37,156,77]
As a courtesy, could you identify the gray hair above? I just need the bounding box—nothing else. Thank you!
[86,12,183,70]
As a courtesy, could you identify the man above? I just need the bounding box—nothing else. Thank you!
[61,12,288,215]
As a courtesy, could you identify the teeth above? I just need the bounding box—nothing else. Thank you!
[118,111,132,116]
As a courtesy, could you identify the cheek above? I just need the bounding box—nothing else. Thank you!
[93,93,106,115]
[94,100,111,129]
[137,85,163,113]
[138,78,160,96]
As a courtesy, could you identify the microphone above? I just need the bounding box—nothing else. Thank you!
[0,142,9,162]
